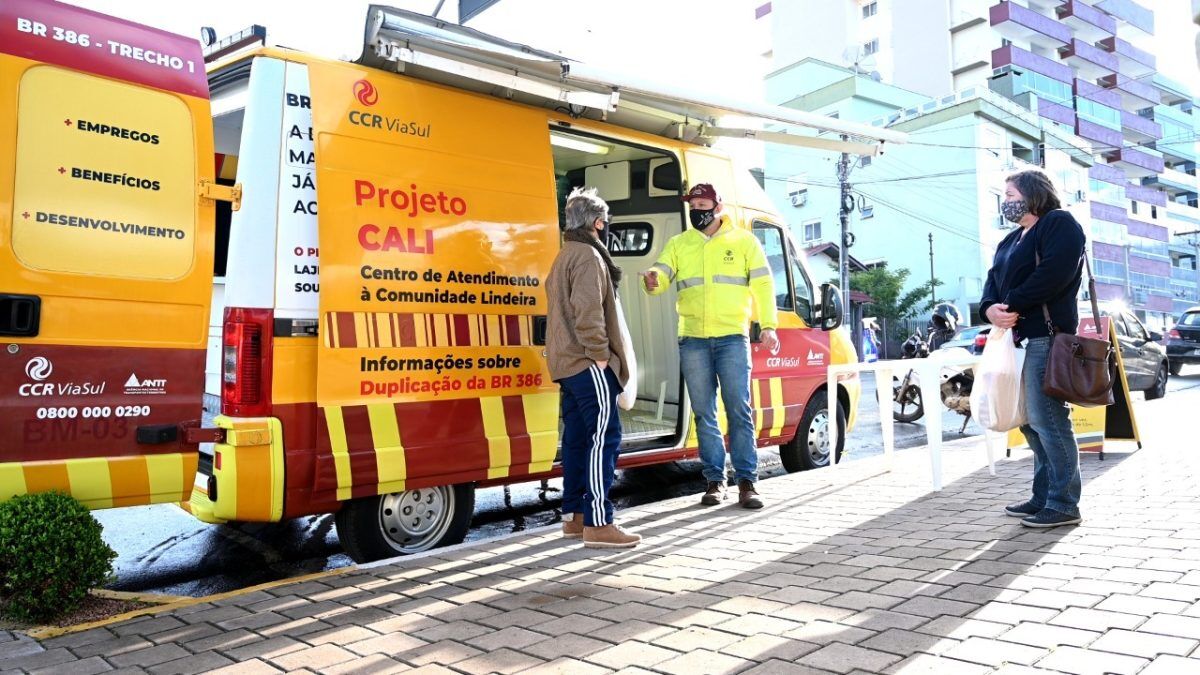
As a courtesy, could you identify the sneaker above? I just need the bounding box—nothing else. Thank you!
[1004,501,1041,518]
[562,513,583,539]
[583,524,641,549]
[701,481,726,506]
[738,480,763,510]
[1021,508,1082,529]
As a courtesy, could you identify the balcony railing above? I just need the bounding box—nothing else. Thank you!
[1105,146,1166,178]
[1099,73,1163,111]
[1125,182,1167,206]
[1091,200,1128,224]
[989,2,1072,46]
[993,44,1074,85]
[1146,166,1200,195]
[1097,36,1155,78]
[1077,118,1123,149]
[1127,218,1170,243]
[1089,162,1127,185]
[1172,267,1200,283]
[1074,78,1123,110]
[1058,38,1118,80]
[1037,98,1076,127]
[1056,0,1117,41]
[1095,0,1154,35]
[1120,109,1162,143]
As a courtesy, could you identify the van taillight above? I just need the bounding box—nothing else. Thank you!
[222,308,273,417]
[1169,329,1181,340]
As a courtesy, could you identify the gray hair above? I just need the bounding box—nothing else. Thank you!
[564,186,608,231]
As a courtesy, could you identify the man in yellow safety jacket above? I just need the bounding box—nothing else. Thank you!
[641,183,778,509]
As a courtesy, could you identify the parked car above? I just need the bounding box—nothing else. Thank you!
[1087,303,1170,400]
[936,325,990,355]
[1167,306,1200,376]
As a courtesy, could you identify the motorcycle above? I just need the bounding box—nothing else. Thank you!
[891,306,977,433]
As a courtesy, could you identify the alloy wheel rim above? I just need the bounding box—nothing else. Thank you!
[378,487,455,553]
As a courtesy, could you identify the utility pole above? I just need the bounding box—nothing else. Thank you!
[837,135,858,359]
[837,137,852,309]
[928,233,936,310]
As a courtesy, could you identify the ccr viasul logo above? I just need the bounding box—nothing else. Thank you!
[25,357,52,381]
[353,79,379,106]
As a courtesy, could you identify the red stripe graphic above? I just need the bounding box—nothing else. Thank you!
[340,405,379,499]
[505,316,521,346]
[454,315,471,347]
[503,396,532,475]
[397,314,416,347]
[325,313,338,347]
[395,400,490,482]
[336,313,358,349]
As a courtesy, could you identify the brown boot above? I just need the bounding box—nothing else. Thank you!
[701,480,726,506]
[583,524,641,549]
[562,513,583,539]
[738,480,763,509]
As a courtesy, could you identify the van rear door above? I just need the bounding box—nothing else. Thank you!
[0,0,217,508]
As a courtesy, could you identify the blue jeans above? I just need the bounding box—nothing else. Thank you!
[680,335,757,484]
[1020,336,1082,517]
[559,365,622,526]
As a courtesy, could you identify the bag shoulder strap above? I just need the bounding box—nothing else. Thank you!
[1035,243,1101,335]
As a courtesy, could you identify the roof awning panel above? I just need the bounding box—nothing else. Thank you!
[359,5,905,154]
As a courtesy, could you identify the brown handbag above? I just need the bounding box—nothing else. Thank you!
[1038,254,1115,407]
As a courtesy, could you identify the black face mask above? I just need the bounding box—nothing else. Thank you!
[598,219,611,248]
[689,208,716,230]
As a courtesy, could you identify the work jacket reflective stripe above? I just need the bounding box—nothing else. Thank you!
[642,216,778,338]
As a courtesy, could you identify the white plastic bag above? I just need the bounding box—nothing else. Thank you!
[969,327,1027,432]
[613,296,638,410]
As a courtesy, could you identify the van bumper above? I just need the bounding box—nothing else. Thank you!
[186,415,285,523]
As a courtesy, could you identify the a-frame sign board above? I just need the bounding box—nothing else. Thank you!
[1008,316,1141,458]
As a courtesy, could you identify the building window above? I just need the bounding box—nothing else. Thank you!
[862,1,878,18]
[1131,201,1138,215]
[863,39,879,56]
[1151,205,1158,219]
[803,219,822,242]
[860,156,872,168]
[1001,38,1012,48]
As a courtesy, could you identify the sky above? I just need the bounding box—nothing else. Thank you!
[61,0,1200,162]
[63,0,766,95]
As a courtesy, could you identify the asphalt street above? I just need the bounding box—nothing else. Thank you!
[95,367,1200,597]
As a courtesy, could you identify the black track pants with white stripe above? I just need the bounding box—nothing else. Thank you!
[558,365,623,527]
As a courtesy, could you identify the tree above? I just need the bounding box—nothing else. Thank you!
[850,266,941,341]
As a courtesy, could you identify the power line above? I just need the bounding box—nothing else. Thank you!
[849,188,987,247]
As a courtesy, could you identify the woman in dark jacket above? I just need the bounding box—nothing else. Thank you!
[980,170,1086,529]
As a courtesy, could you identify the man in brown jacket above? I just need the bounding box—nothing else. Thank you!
[546,187,639,549]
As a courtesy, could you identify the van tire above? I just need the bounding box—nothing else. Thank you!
[780,390,845,472]
[335,484,474,563]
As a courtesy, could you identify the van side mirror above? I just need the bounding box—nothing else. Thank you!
[818,283,844,331]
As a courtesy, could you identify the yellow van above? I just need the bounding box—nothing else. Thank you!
[2,3,902,562]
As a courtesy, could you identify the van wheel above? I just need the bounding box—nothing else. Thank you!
[335,484,474,563]
[780,390,845,472]
[1170,361,1182,377]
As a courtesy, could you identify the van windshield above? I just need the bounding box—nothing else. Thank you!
[1180,312,1200,327]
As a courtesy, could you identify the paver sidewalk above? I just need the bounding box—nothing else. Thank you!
[4,397,1199,674]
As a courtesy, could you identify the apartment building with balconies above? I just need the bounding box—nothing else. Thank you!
[758,0,1200,330]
